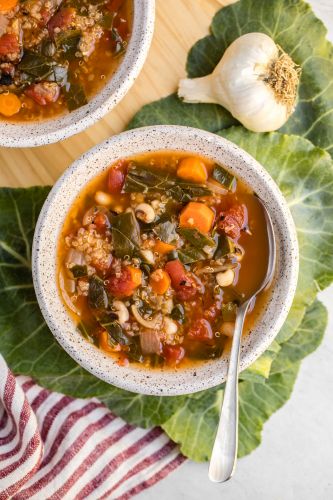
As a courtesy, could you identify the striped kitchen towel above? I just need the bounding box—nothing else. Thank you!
[0,355,185,499]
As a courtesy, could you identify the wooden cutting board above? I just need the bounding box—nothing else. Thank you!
[0,0,234,188]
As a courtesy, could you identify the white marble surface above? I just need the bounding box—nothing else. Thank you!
[138,1,333,498]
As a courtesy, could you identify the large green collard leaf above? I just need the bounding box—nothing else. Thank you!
[128,93,237,132]
[239,296,326,456]
[239,340,281,385]
[129,0,333,157]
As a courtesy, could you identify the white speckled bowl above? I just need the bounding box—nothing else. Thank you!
[32,126,299,396]
[0,0,155,148]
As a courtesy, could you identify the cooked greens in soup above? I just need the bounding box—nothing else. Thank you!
[58,152,270,368]
[0,0,131,121]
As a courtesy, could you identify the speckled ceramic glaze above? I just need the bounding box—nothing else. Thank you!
[32,126,299,396]
[0,0,155,148]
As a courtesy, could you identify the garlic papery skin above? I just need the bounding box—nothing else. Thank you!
[178,32,301,132]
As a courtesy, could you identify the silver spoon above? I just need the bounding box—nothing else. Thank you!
[208,197,276,483]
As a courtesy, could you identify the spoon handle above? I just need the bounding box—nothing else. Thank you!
[208,300,251,483]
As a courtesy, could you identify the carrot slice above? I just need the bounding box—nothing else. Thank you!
[0,93,21,117]
[149,269,171,295]
[0,0,18,12]
[179,202,215,233]
[153,240,176,255]
[177,157,208,183]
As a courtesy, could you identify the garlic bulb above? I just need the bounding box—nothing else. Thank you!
[178,33,301,132]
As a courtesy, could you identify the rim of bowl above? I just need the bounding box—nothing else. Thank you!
[32,125,299,396]
[0,0,155,148]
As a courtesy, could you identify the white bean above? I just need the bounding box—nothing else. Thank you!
[135,203,156,223]
[113,301,129,325]
[163,298,174,314]
[94,191,113,206]
[216,269,235,287]
[151,199,160,210]
[222,322,235,337]
[163,317,178,335]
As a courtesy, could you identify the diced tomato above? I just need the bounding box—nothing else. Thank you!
[163,345,185,366]
[105,265,140,298]
[217,204,247,240]
[175,276,198,301]
[0,33,19,58]
[106,0,125,12]
[106,266,132,297]
[165,259,197,301]
[109,7,129,54]
[187,319,214,343]
[107,160,128,194]
[94,212,109,230]
[48,7,76,38]
[93,258,113,276]
[165,259,186,285]
[114,17,129,39]
[21,0,60,27]
[106,0,129,40]
[25,82,60,106]
[39,0,62,25]
[117,356,129,367]
[204,300,222,321]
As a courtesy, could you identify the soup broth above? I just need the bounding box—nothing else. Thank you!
[58,152,270,368]
[0,0,132,121]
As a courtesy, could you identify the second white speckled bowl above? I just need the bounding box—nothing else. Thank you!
[32,125,299,396]
[0,0,155,148]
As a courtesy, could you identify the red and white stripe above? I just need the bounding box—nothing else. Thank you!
[0,355,185,499]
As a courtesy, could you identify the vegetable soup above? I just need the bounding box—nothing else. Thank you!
[0,0,132,121]
[58,152,270,368]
